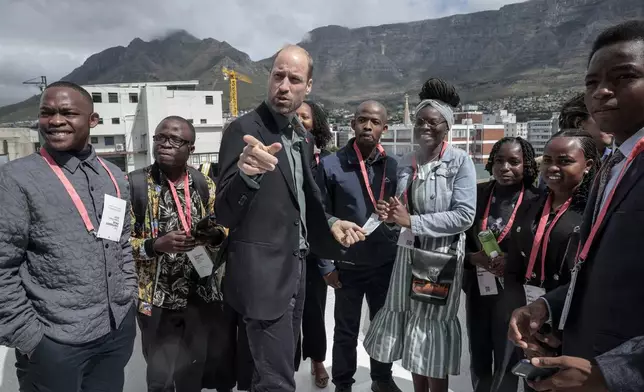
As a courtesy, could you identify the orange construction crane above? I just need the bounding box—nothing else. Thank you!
[222,67,252,117]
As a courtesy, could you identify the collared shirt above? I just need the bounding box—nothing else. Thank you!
[130,165,226,310]
[600,127,644,210]
[265,102,309,250]
[602,147,612,162]
[0,145,135,354]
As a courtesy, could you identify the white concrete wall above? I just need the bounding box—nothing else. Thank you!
[0,128,39,161]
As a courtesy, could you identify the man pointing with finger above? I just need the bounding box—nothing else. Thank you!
[216,44,365,392]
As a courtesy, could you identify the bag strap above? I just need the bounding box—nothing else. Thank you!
[188,166,211,208]
[128,169,149,230]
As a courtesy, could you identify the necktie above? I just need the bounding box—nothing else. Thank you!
[593,149,625,220]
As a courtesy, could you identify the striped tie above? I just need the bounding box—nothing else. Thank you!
[593,149,625,220]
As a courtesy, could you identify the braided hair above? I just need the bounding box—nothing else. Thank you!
[485,137,538,187]
[559,93,589,129]
[545,129,601,212]
[418,78,461,107]
[304,100,333,149]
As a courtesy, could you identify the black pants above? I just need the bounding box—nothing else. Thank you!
[295,254,328,370]
[15,305,136,392]
[332,263,394,388]
[137,298,232,392]
[232,308,255,391]
[245,258,306,392]
[465,277,518,392]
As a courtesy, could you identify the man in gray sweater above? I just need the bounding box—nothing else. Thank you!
[0,81,137,392]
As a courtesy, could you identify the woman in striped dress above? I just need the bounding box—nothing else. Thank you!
[363,78,477,392]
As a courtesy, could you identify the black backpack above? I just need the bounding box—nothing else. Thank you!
[128,165,210,232]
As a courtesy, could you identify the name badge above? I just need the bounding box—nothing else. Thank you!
[477,267,498,296]
[397,227,414,248]
[96,194,127,242]
[187,246,214,278]
[524,284,546,305]
[362,213,382,236]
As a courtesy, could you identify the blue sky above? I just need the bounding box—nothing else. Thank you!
[0,0,522,106]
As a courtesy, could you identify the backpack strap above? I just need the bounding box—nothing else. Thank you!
[128,168,149,232]
[200,162,211,178]
[188,166,211,208]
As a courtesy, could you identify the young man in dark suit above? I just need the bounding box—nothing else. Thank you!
[508,20,644,392]
[215,44,365,392]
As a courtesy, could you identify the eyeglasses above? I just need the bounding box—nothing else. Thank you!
[415,118,447,129]
[153,134,191,148]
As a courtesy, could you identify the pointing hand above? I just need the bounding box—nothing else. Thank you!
[238,135,283,176]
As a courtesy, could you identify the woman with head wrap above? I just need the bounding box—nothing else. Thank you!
[363,78,477,392]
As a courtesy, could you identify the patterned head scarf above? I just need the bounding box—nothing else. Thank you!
[415,99,455,130]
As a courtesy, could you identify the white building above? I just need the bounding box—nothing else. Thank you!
[528,114,560,155]
[0,128,40,162]
[505,122,529,139]
[380,124,413,157]
[379,123,505,162]
[483,109,517,125]
[84,80,224,173]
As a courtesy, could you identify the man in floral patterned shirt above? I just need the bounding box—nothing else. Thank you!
[129,116,230,392]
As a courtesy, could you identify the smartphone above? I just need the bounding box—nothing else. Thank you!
[511,359,559,381]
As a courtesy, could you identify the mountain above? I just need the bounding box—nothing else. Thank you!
[2,0,643,123]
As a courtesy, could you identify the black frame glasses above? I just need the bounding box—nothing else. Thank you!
[415,118,447,129]
[152,134,192,148]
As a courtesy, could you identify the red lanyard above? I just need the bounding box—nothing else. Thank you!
[525,193,571,283]
[404,142,448,206]
[481,184,524,243]
[167,173,192,235]
[578,139,644,262]
[40,147,121,234]
[353,141,387,210]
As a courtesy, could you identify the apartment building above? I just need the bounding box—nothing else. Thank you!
[84,80,224,172]
[528,113,560,155]
[505,122,529,138]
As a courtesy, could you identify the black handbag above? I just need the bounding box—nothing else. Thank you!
[409,240,459,306]
[404,165,459,305]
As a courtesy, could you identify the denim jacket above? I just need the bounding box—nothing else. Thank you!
[396,145,477,239]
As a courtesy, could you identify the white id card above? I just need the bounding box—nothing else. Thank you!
[397,227,414,248]
[96,194,127,242]
[187,246,214,278]
[362,213,382,236]
[558,264,580,330]
[524,284,546,305]
[477,267,498,296]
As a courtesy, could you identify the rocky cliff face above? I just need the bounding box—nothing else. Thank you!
[297,0,643,104]
[2,0,643,122]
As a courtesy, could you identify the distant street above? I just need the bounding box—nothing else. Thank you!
[0,292,477,392]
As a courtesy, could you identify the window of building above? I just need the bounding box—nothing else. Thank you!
[90,137,98,144]
[98,118,104,124]
[104,136,115,146]
[108,93,118,103]
[187,119,194,124]
[129,93,139,103]
[200,119,207,124]
[112,118,120,125]
[205,96,213,105]
[92,93,102,103]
